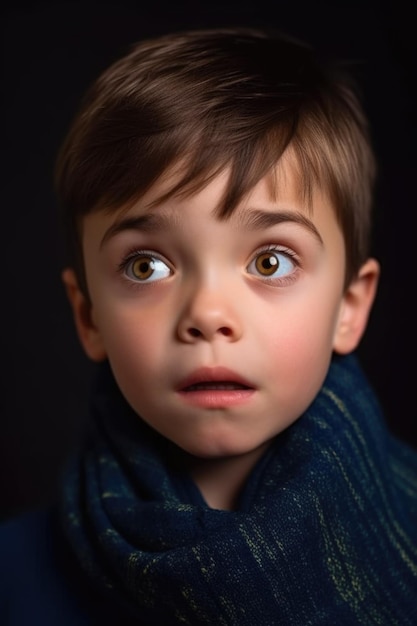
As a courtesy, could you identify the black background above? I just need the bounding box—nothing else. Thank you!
[2,0,416,519]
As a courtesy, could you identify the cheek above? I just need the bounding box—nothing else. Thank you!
[261,293,342,397]
[94,303,170,390]
[271,306,338,353]
[268,282,340,338]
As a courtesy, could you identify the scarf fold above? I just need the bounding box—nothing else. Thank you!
[61,354,417,625]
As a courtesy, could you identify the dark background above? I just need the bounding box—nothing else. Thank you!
[2,0,416,520]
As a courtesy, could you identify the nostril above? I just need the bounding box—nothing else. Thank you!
[187,326,232,338]
[189,328,202,337]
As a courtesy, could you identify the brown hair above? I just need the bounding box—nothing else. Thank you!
[55,27,376,295]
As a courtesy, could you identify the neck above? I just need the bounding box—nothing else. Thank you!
[189,442,271,510]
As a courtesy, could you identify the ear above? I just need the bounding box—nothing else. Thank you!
[333,258,380,355]
[61,268,107,362]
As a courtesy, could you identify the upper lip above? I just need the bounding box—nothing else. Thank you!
[176,366,255,391]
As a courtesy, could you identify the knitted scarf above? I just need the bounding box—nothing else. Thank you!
[61,354,417,625]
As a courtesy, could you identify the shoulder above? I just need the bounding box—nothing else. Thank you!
[0,507,91,626]
[0,507,140,626]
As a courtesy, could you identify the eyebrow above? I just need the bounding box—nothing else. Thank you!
[100,213,174,249]
[100,207,324,249]
[238,208,324,244]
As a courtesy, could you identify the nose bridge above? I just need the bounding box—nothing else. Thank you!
[177,267,242,342]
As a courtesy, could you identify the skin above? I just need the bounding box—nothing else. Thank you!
[63,161,379,509]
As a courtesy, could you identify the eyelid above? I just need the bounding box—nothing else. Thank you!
[117,248,172,273]
[251,243,300,263]
[117,248,174,287]
[246,244,300,284]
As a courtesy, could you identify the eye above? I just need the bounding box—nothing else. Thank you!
[123,253,172,283]
[247,248,297,280]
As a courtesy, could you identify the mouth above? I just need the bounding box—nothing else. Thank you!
[184,381,252,391]
[178,366,254,390]
[176,367,255,408]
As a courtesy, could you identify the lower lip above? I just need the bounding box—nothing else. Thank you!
[177,389,255,408]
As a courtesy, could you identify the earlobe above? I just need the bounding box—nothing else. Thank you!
[333,258,380,355]
[61,268,107,362]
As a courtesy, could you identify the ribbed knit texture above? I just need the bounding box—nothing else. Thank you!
[61,354,417,625]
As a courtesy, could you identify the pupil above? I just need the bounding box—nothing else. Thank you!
[132,257,154,279]
[262,256,276,269]
[256,253,279,276]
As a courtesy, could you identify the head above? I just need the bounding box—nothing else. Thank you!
[57,27,379,459]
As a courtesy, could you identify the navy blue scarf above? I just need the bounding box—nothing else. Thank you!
[61,354,417,625]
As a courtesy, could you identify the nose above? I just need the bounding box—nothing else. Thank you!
[176,282,243,343]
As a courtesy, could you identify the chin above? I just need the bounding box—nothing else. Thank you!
[179,435,267,461]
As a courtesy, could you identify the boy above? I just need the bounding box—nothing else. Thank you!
[1,26,416,625]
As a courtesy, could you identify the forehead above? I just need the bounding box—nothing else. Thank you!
[107,148,320,221]
[81,153,342,257]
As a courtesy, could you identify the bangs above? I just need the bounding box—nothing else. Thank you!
[55,27,376,294]
[142,122,299,217]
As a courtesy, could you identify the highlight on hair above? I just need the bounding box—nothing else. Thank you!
[55,26,377,294]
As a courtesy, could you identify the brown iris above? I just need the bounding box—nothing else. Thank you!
[131,256,154,280]
[255,252,279,276]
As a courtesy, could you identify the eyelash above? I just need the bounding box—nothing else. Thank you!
[254,243,299,261]
[249,244,301,284]
[116,244,301,285]
[118,247,162,271]
[117,248,172,285]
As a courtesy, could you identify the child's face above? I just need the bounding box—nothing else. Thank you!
[69,161,369,460]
